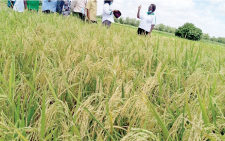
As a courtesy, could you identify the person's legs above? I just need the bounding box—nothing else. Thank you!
[78,13,85,21]
[73,12,78,17]
[145,31,149,35]
[56,0,64,14]
[73,12,85,21]
[43,10,51,14]
[102,20,111,28]
[137,28,149,36]
[137,28,143,35]
[28,9,38,13]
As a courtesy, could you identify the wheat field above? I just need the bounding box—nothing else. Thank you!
[0,9,225,141]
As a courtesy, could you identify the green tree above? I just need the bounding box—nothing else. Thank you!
[114,17,119,23]
[130,18,136,26]
[218,37,225,43]
[164,26,170,32]
[135,20,140,27]
[119,17,124,24]
[175,23,203,41]
[202,33,210,40]
[97,15,102,19]
[157,23,166,31]
[124,17,132,25]
[210,36,217,42]
[169,27,176,33]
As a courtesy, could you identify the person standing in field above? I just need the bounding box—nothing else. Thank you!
[42,0,57,14]
[7,0,15,9]
[70,0,87,20]
[86,0,97,23]
[102,0,118,28]
[137,4,156,36]
[56,0,64,14]
[25,0,40,12]
[13,0,25,12]
[56,0,71,16]
[62,0,71,16]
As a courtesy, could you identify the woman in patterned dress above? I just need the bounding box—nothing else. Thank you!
[56,0,71,16]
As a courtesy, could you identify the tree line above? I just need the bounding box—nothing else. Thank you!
[96,15,225,44]
[202,34,225,44]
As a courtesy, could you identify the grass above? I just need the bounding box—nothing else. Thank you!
[0,7,225,141]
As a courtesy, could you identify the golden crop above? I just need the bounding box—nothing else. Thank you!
[0,9,225,140]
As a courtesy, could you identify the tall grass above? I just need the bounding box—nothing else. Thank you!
[0,9,225,140]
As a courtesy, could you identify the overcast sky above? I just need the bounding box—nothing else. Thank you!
[97,0,225,38]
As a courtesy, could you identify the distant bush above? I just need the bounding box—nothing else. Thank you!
[97,15,102,19]
[209,37,225,44]
[118,17,124,24]
[217,37,225,44]
[175,23,203,41]
[114,17,140,27]
[154,23,176,34]
[202,33,210,40]
[155,23,165,31]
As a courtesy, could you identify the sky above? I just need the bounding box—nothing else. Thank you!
[96,0,225,38]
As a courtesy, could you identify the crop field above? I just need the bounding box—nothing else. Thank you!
[0,8,225,141]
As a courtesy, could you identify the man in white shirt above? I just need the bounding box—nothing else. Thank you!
[102,0,118,27]
[137,4,156,36]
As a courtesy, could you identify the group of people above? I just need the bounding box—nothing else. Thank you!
[7,0,156,34]
[7,0,98,22]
